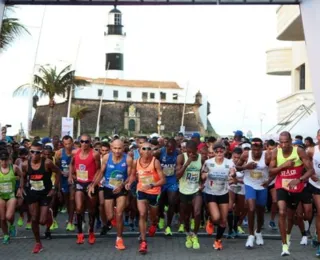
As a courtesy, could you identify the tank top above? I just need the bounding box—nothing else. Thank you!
[27,158,52,193]
[310,145,320,189]
[179,153,202,195]
[137,157,161,195]
[60,148,72,177]
[203,157,234,196]
[244,151,269,190]
[159,147,178,185]
[275,147,304,193]
[0,165,16,198]
[104,153,128,190]
[74,149,97,183]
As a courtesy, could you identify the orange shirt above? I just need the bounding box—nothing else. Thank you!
[137,157,161,195]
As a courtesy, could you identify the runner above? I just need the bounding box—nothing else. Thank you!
[307,129,320,256]
[55,135,75,231]
[0,150,22,244]
[237,138,271,248]
[126,141,165,254]
[89,139,132,250]
[269,131,314,256]
[20,141,61,253]
[202,142,236,250]
[176,140,203,250]
[155,138,179,236]
[68,134,100,245]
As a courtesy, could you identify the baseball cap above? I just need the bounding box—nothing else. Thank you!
[191,133,200,139]
[41,137,51,144]
[213,142,225,150]
[234,130,243,137]
[241,143,251,150]
[178,132,184,137]
[293,139,304,146]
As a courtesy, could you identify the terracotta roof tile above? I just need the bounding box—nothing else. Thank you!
[75,76,182,89]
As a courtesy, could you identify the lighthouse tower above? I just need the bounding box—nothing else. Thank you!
[104,7,125,79]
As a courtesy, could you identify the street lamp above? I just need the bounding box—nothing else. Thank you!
[95,89,103,137]
[180,82,189,134]
[260,112,266,137]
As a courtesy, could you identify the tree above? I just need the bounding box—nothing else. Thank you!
[71,105,92,138]
[0,6,30,51]
[13,64,90,137]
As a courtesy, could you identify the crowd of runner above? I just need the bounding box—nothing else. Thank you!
[0,129,320,257]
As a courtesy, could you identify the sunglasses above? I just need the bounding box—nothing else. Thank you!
[142,147,152,151]
[251,141,262,146]
[94,148,100,152]
[80,140,90,144]
[30,150,42,155]
[214,150,225,154]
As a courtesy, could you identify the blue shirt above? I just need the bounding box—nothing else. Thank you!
[159,147,178,185]
[104,153,128,190]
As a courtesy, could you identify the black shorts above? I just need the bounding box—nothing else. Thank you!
[205,193,229,204]
[75,182,97,196]
[276,188,302,210]
[301,185,312,204]
[25,190,52,207]
[309,183,320,195]
[104,187,127,200]
[268,184,275,191]
[137,191,160,207]
[179,191,202,205]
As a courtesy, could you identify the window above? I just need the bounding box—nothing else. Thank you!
[142,92,148,100]
[97,89,103,97]
[160,92,166,101]
[113,90,118,99]
[299,64,305,90]
[150,93,155,99]
[115,14,121,25]
[173,93,178,100]
[127,91,132,99]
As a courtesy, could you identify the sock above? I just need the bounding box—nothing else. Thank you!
[233,215,239,232]
[89,213,95,233]
[227,211,234,233]
[216,225,226,240]
[304,220,309,231]
[77,214,83,233]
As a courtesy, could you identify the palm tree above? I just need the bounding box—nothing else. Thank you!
[71,105,92,138]
[13,64,90,137]
[0,6,30,51]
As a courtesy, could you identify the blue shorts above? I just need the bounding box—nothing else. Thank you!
[162,183,179,192]
[137,191,160,207]
[61,176,70,193]
[245,185,267,206]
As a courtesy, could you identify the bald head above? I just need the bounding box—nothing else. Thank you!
[280,131,291,140]
[111,139,124,158]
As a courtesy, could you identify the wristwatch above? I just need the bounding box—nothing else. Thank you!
[299,177,304,183]
[150,184,154,189]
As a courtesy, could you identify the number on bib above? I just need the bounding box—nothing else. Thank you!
[250,171,263,179]
[163,167,175,177]
[109,178,123,188]
[30,180,45,191]
[76,170,88,182]
[0,182,12,193]
[186,171,199,184]
[282,179,292,189]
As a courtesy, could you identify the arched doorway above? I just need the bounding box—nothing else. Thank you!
[129,119,135,131]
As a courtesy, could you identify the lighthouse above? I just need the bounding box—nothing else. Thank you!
[104,7,125,79]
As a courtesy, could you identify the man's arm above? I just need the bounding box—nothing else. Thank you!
[298,147,315,182]
[47,159,61,188]
[176,154,186,180]
[127,160,137,187]
[235,152,249,171]
[92,154,109,187]
[20,161,28,189]
[54,149,62,168]
[125,155,133,184]
[154,159,166,187]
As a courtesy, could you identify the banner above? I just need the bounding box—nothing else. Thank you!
[61,117,74,138]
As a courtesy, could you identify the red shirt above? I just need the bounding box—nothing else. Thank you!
[197,142,206,152]
[230,141,240,153]
[74,149,97,183]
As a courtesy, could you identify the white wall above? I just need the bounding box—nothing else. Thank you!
[74,83,186,103]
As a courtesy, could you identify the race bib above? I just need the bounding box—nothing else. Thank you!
[62,166,69,177]
[140,175,153,186]
[109,177,123,188]
[0,182,12,193]
[208,180,225,192]
[186,171,199,184]
[163,167,175,177]
[76,170,88,182]
[250,170,263,179]
[30,180,45,191]
[282,179,295,190]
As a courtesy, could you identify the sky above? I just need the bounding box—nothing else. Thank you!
[0,4,292,136]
